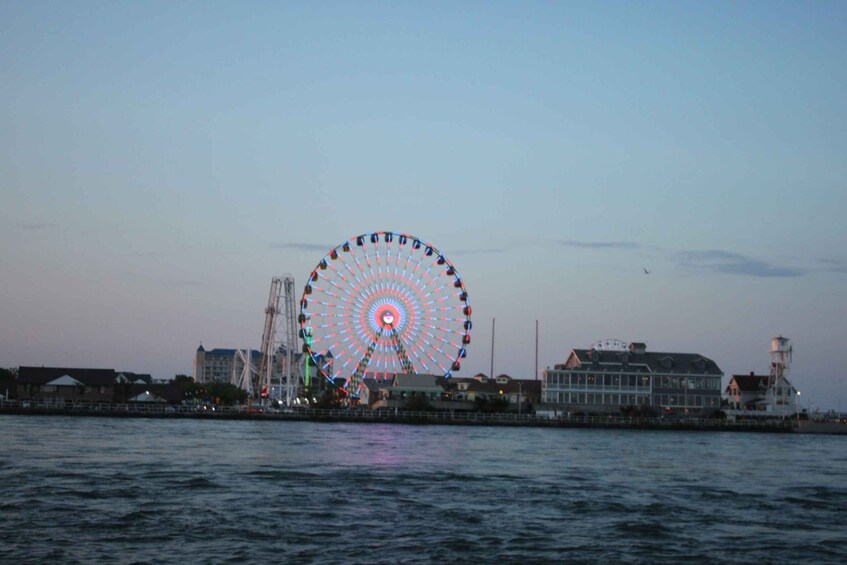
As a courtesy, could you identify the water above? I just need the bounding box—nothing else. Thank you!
[1,416,845,564]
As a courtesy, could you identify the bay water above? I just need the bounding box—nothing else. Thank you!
[1,415,845,563]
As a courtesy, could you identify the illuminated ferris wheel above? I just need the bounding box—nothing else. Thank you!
[299,231,472,398]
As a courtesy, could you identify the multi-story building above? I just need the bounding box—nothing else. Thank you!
[193,344,305,401]
[193,345,262,384]
[542,342,723,415]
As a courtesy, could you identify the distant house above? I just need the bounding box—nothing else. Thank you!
[450,374,540,411]
[17,367,119,403]
[384,374,446,408]
[359,377,391,408]
[14,366,169,404]
[725,372,798,413]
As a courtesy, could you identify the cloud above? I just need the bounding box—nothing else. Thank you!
[16,222,57,230]
[676,250,804,278]
[559,240,641,250]
[271,242,334,252]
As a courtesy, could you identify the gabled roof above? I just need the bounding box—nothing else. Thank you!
[501,379,542,395]
[728,374,769,392]
[566,349,722,376]
[117,372,153,384]
[391,373,445,390]
[45,375,85,387]
[18,366,118,386]
[362,377,391,393]
[465,379,503,395]
[128,383,183,403]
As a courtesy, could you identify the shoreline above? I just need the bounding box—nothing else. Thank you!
[0,403,803,433]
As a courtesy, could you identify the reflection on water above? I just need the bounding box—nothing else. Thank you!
[1,416,845,563]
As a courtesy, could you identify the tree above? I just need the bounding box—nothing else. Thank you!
[172,374,199,403]
[202,382,248,406]
[0,368,15,399]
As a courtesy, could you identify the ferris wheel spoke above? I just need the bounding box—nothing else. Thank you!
[408,339,442,371]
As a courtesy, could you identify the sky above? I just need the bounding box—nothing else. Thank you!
[1,1,845,410]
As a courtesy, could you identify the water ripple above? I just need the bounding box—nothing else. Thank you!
[0,416,845,563]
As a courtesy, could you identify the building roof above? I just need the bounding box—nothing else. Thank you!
[391,373,445,390]
[17,366,118,386]
[465,379,503,395]
[204,349,262,359]
[128,383,183,403]
[564,348,722,376]
[501,379,542,395]
[729,374,769,392]
[117,372,153,384]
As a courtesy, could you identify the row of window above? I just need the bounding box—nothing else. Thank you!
[654,394,720,408]
[546,373,650,388]
[545,392,649,406]
[543,391,721,408]
[653,376,721,390]
[545,372,722,391]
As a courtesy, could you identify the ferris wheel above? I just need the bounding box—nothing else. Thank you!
[298,231,471,398]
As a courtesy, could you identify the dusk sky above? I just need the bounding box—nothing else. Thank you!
[2,2,845,409]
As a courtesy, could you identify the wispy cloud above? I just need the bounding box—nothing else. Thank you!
[676,250,804,278]
[271,242,333,252]
[16,222,57,230]
[559,240,641,250]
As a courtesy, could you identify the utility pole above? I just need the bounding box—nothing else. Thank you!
[535,319,539,381]
[490,318,495,379]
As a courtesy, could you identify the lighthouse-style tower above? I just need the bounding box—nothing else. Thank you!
[767,336,796,415]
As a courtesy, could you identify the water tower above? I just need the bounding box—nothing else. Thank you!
[768,336,794,413]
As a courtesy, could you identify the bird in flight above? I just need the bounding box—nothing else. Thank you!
[643,268,651,275]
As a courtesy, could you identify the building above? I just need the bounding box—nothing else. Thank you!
[384,373,446,408]
[451,374,539,408]
[15,366,146,404]
[542,342,723,415]
[193,344,305,401]
[193,345,262,384]
[724,337,800,419]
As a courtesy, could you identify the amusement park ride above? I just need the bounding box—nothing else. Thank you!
[242,231,472,406]
[299,231,472,403]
